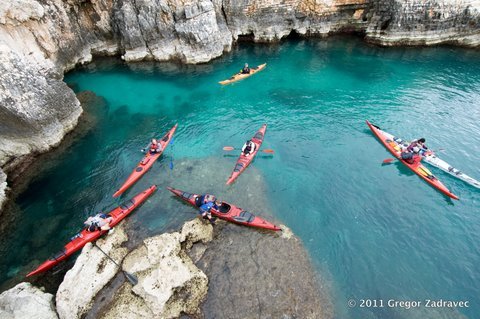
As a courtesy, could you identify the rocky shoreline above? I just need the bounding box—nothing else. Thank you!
[0,218,332,319]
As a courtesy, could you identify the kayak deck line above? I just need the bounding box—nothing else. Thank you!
[366,120,459,200]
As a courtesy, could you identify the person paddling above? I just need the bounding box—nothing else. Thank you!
[241,63,251,74]
[149,139,163,154]
[407,138,428,154]
[195,194,218,225]
[401,138,428,164]
[241,140,256,157]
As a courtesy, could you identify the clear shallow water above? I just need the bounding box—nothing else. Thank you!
[2,37,480,318]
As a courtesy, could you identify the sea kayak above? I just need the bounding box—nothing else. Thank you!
[113,124,177,197]
[366,120,459,200]
[378,129,480,189]
[219,63,266,85]
[226,124,267,185]
[422,152,480,189]
[167,187,281,231]
[27,185,157,277]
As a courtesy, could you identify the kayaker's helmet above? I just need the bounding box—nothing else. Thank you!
[205,194,216,202]
[152,139,157,144]
[244,63,248,67]
[418,138,426,144]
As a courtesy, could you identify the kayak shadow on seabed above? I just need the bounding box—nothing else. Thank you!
[383,161,456,206]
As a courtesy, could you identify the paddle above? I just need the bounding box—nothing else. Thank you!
[223,146,274,154]
[169,138,175,170]
[382,149,445,164]
[92,242,138,285]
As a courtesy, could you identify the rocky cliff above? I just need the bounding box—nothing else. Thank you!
[0,0,479,211]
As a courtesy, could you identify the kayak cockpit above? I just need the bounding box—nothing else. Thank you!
[253,132,264,140]
[233,163,244,172]
[120,199,136,210]
[217,203,231,214]
[49,249,67,261]
[233,211,255,223]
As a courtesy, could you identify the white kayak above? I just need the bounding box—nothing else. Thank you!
[422,152,480,189]
[379,127,480,189]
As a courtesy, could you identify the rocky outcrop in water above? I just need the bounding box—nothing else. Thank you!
[102,219,212,318]
[54,218,213,319]
[0,282,58,319]
[0,43,82,212]
[198,223,332,318]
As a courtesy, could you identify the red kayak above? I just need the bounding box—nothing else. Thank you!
[366,120,458,200]
[26,185,157,277]
[167,187,281,231]
[113,124,177,197]
[226,124,267,185]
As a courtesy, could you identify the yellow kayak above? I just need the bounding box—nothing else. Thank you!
[219,63,267,85]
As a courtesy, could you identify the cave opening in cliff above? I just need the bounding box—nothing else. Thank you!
[285,30,303,40]
[237,33,255,42]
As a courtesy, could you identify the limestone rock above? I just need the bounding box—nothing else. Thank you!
[104,219,211,319]
[365,0,480,46]
[55,226,129,319]
[0,282,58,319]
[0,44,82,167]
[114,0,232,63]
[0,169,6,212]
[0,0,44,25]
[180,217,213,249]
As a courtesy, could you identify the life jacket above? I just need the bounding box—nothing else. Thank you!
[150,142,159,152]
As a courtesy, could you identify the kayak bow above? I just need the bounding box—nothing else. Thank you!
[113,124,177,197]
[27,185,157,277]
[167,187,281,231]
[366,120,459,200]
[226,124,267,185]
[219,63,266,85]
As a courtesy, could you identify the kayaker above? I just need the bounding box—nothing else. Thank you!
[241,140,256,157]
[149,139,162,154]
[195,194,218,225]
[241,63,251,74]
[407,138,428,154]
[84,213,113,232]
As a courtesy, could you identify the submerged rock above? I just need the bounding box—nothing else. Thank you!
[198,223,333,319]
[0,282,58,319]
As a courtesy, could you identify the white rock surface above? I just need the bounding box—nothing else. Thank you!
[0,282,58,319]
[55,226,129,319]
[0,169,6,211]
[103,218,212,319]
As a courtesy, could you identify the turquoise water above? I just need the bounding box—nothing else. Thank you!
[2,37,480,318]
